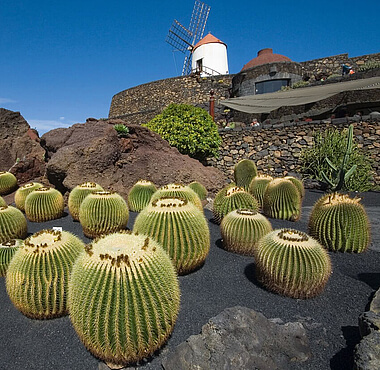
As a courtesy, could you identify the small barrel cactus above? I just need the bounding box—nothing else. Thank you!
[68,231,180,367]
[212,186,259,224]
[150,183,203,211]
[6,229,85,318]
[254,228,332,299]
[284,176,305,198]
[127,179,157,212]
[133,197,210,274]
[248,174,273,209]
[24,187,65,222]
[79,191,129,238]
[0,205,28,243]
[68,182,104,221]
[188,181,208,201]
[220,209,272,256]
[262,178,301,221]
[0,239,23,277]
[308,193,370,253]
[14,182,43,211]
[0,196,6,207]
[233,159,258,191]
[0,171,18,195]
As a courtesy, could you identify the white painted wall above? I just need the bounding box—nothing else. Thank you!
[191,42,229,77]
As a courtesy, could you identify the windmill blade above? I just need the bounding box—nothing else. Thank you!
[188,0,211,46]
[166,20,193,53]
[182,53,193,76]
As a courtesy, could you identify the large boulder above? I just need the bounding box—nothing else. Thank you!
[0,108,45,183]
[42,118,227,197]
[162,306,311,370]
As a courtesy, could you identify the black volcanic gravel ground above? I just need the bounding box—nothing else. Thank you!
[1,190,380,370]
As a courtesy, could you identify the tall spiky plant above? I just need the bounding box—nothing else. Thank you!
[127,180,157,212]
[0,206,28,243]
[254,228,332,299]
[220,209,272,256]
[6,230,85,318]
[133,197,210,274]
[308,192,370,253]
[68,182,104,221]
[233,159,258,191]
[24,187,65,222]
[68,231,180,368]
[79,191,129,238]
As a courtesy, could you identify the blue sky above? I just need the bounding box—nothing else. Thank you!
[1,0,379,135]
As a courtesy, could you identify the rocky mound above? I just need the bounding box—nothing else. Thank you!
[41,118,227,198]
[0,108,45,184]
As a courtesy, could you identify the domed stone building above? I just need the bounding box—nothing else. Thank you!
[231,48,303,97]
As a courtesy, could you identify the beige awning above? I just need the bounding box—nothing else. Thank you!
[221,77,380,114]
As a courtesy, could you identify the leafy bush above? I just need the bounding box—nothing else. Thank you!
[299,127,374,191]
[143,103,221,160]
[113,124,129,138]
[358,60,380,72]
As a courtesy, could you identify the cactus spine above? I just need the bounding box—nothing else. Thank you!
[308,193,370,253]
[254,228,332,299]
[79,191,129,238]
[0,239,23,277]
[212,186,259,224]
[14,182,43,211]
[220,209,272,256]
[188,181,208,201]
[24,187,65,222]
[233,159,258,191]
[68,231,180,367]
[150,183,203,211]
[68,182,104,221]
[263,178,301,221]
[248,175,273,209]
[0,171,18,195]
[133,197,210,274]
[127,180,157,212]
[6,230,85,318]
[0,206,28,243]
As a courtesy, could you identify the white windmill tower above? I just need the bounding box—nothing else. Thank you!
[166,1,228,77]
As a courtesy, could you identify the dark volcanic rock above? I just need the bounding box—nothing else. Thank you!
[0,108,45,183]
[162,306,311,370]
[42,119,227,197]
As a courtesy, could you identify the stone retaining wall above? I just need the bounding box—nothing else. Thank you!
[109,74,233,125]
[206,119,380,187]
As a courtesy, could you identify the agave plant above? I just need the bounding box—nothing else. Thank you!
[212,186,259,224]
[79,191,129,238]
[233,159,258,191]
[6,230,85,318]
[188,181,208,201]
[220,209,272,256]
[0,206,28,243]
[68,231,180,367]
[0,171,18,195]
[14,182,43,211]
[150,183,203,211]
[0,239,23,277]
[133,197,210,274]
[254,228,332,299]
[68,182,104,221]
[308,192,370,253]
[24,187,65,222]
[127,179,157,212]
[248,174,273,209]
[262,178,301,221]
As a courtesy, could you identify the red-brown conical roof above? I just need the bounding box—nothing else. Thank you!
[241,48,292,71]
[193,33,226,51]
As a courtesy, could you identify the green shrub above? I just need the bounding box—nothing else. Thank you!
[113,124,129,138]
[299,127,373,191]
[143,103,221,160]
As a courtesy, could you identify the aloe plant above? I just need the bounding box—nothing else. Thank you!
[321,124,357,191]
[68,231,180,367]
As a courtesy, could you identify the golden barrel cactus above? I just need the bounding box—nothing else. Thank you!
[0,171,18,195]
[0,239,23,277]
[127,180,157,212]
[0,205,27,243]
[14,182,43,211]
